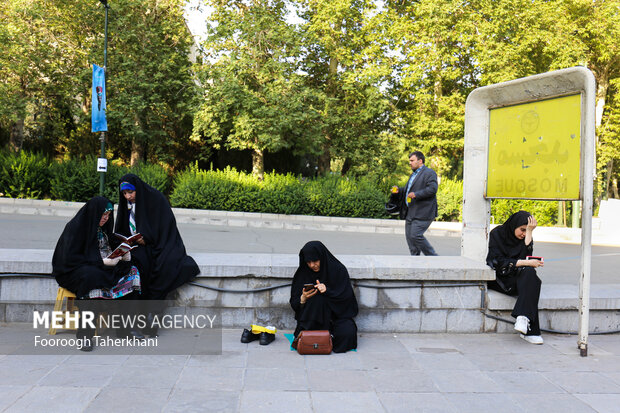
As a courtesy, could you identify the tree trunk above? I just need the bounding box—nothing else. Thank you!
[318,149,331,175]
[605,160,613,198]
[9,119,24,152]
[131,137,144,167]
[252,148,264,180]
[318,26,340,176]
[593,70,609,210]
[341,157,352,176]
[595,81,608,130]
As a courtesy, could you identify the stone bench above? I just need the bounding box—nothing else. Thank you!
[0,249,493,333]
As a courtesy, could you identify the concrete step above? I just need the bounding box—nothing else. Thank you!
[1,249,617,334]
[486,286,620,334]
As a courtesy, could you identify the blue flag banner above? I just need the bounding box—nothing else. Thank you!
[91,64,108,132]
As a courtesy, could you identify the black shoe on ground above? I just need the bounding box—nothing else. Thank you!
[77,327,95,351]
[79,337,94,352]
[259,332,275,345]
[142,312,160,337]
[240,328,260,343]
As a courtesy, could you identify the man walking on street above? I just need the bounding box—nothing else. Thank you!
[399,151,439,256]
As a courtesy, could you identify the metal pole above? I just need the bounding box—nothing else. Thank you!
[99,1,109,196]
[578,76,597,357]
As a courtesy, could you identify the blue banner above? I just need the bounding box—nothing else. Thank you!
[91,64,108,132]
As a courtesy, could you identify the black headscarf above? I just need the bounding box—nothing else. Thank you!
[289,241,358,321]
[486,210,533,272]
[52,196,120,297]
[115,174,199,298]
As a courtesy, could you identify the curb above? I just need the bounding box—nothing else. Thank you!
[1,197,618,246]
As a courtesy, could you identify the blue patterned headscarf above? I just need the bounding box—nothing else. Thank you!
[120,182,136,191]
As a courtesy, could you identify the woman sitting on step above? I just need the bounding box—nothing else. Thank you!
[290,241,358,353]
[486,210,544,345]
[52,196,142,351]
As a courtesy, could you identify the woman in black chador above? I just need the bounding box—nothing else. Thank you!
[115,174,199,301]
[290,241,358,353]
[52,196,141,350]
[486,210,544,345]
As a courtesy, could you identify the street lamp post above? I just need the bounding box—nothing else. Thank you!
[99,0,109,196]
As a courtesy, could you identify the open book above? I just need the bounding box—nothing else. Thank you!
[114,233,143,245]
[106,242,138,259]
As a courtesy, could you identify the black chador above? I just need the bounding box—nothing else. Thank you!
[486,210,542,336]
[52,196,131,298]
[115,174,199,300]
[290,241,358,353]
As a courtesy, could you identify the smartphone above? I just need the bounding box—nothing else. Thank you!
[303,283,316,292]
[526,256,544,263]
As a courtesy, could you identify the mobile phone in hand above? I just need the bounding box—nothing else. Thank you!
[303,283,316,292]
[526,256,544,263]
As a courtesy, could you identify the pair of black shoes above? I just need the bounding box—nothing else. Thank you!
[240,329,275,345]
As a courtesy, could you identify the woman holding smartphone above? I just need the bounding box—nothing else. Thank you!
[486,210,544,344]
[289,241,358,353]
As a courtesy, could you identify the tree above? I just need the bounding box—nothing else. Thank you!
[104,0,198,168]
[0,0,198,171]
[472,0,620,201]
[381,0,479,178]
[194,0,320,179]
[297,0,392,176]
[0,0,98,153]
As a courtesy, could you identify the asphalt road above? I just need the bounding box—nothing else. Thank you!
[1,212,619,284]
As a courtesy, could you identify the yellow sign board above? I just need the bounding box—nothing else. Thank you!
[487,94,581,199]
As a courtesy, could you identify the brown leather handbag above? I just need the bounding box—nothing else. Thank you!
[293,330,333,355]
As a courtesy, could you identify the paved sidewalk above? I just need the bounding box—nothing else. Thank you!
[0,325,619,412]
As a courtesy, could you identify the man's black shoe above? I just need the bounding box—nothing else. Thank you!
[259,332,275,345]
[240,328,260,343]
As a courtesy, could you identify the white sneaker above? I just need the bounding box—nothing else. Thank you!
[514,316,530,334]
[520,334,544,345]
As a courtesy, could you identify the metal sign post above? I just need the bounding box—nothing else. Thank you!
[98,0,109,196]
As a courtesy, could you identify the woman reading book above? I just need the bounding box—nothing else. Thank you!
[290,241,358,353]
[115,174,200,335]
[52,196,142,350]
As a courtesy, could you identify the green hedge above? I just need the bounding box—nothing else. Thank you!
[437,177,463,222]
[49,157,170,203]
[433,178,560,225]
[170,165,387,218]
[0,149,565,223]
[0,150,170,202]
[0,150,51,198]
[491,199,559,226]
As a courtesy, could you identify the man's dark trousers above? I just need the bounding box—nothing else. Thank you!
[405,218,437,256]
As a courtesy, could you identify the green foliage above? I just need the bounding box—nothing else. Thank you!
[437,177,463,222]
[128,163,170,195]
[49,158,169,203]
[0,150,50,198]
[50,156,101,201]
[491,199,559,227]
[1,0,619,203]
[49,156,129,203]
[170,165,386,218]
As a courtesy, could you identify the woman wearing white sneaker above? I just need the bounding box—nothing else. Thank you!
[486,211,544,345]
